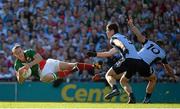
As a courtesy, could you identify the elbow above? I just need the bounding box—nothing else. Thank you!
[36,54,43,62]
[39,56,43,62]
[108,54,113,57]
[106,53,113,57]
[37,57,43,64]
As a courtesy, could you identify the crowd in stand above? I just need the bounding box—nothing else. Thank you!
[0,0,179,82]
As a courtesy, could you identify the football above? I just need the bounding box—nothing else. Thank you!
[22,68,32,78]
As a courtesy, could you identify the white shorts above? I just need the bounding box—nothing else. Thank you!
[40,59,60,79]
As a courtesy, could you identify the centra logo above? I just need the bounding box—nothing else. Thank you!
[61,84,128,102]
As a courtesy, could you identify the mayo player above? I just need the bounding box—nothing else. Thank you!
[12,44,101,83]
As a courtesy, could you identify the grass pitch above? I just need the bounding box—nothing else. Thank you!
[0,102,180,109]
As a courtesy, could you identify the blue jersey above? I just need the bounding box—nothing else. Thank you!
[110,33,140,59]
[138,40,167,65]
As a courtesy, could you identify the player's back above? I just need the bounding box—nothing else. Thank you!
[138,40,166,65]
[111,33,140,59]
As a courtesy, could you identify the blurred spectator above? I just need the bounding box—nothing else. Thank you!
[79,70,92,82]
[0,50,14,81]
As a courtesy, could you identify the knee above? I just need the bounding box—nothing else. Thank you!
[105,69,112,78]
[153,75,157,82]
[120,76,128,84]
[40,74,54,83]
[105,72,109,79]
[116,74,123,80]
[150,74,157,82]
[105,71,116,79]
[40,77,47,82]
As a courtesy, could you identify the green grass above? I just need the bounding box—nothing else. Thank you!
[0,102,180,108]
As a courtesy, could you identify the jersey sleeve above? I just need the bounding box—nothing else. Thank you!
[24,49,36,58]
[14,60,24,72]
[162,56,168,64]
[110,37,128,56]
[14,63,19,72]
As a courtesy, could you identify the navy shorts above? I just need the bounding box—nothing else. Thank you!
[112,58,152,79]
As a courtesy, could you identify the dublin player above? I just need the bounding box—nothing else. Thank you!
[127,17,179,103]
[87,21,178,103]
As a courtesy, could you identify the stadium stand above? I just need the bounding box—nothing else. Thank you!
[0,0,179,82]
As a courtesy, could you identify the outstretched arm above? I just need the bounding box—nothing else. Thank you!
[162,64,178,81]
[23,53,43,69]
[161,57,179,81]
[87,48,118,58]
[16,67,27,83]
[97,47,118,57]
[127,17,146,44]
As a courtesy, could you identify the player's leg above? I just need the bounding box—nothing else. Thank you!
[119,59,136,103]
[92,70,122,81]
[40,59,60,82]
[59,61,102,71]
[104,59,126,100]
[138,62,157,103]
[40,73,57,82]
[104,67,122,100]
[40,61,75,82]
[57,61,95,78]
[57,61,103,78]
[146,73,157,94]
[55,61,76,78]
[58,61,77,71]
[40,59,101,82]
[143,73,157,103]
[120,74,135,103]
[105,67,117,88]
[76,61,103,71]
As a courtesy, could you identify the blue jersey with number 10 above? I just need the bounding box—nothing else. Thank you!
[138,40,167,65]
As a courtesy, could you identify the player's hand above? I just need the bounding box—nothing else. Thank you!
[87,51,97,57]
[22,63,30,70]
[18,66,27,74]
[127,16,134,27]
[18,74,26,84]
[92,74,101,81]
[17,66,29,84]
[16,71,26,84]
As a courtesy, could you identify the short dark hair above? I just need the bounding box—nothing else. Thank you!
[107,23,119,34]
[156,40,165,46]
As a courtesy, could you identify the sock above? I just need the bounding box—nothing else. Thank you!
[145,93,152,99]
[130,93,135,99]
[77,63,94,71]
[52,73,58,80]
[129,93,136,103]
[57,70,72,78]
[112,84,118,90]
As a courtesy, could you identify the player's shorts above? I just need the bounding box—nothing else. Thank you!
[136,59,153,78]
[40,59,60,79]
[112,58,152,79]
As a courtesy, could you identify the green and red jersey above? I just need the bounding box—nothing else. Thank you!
[14,49,40,78]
